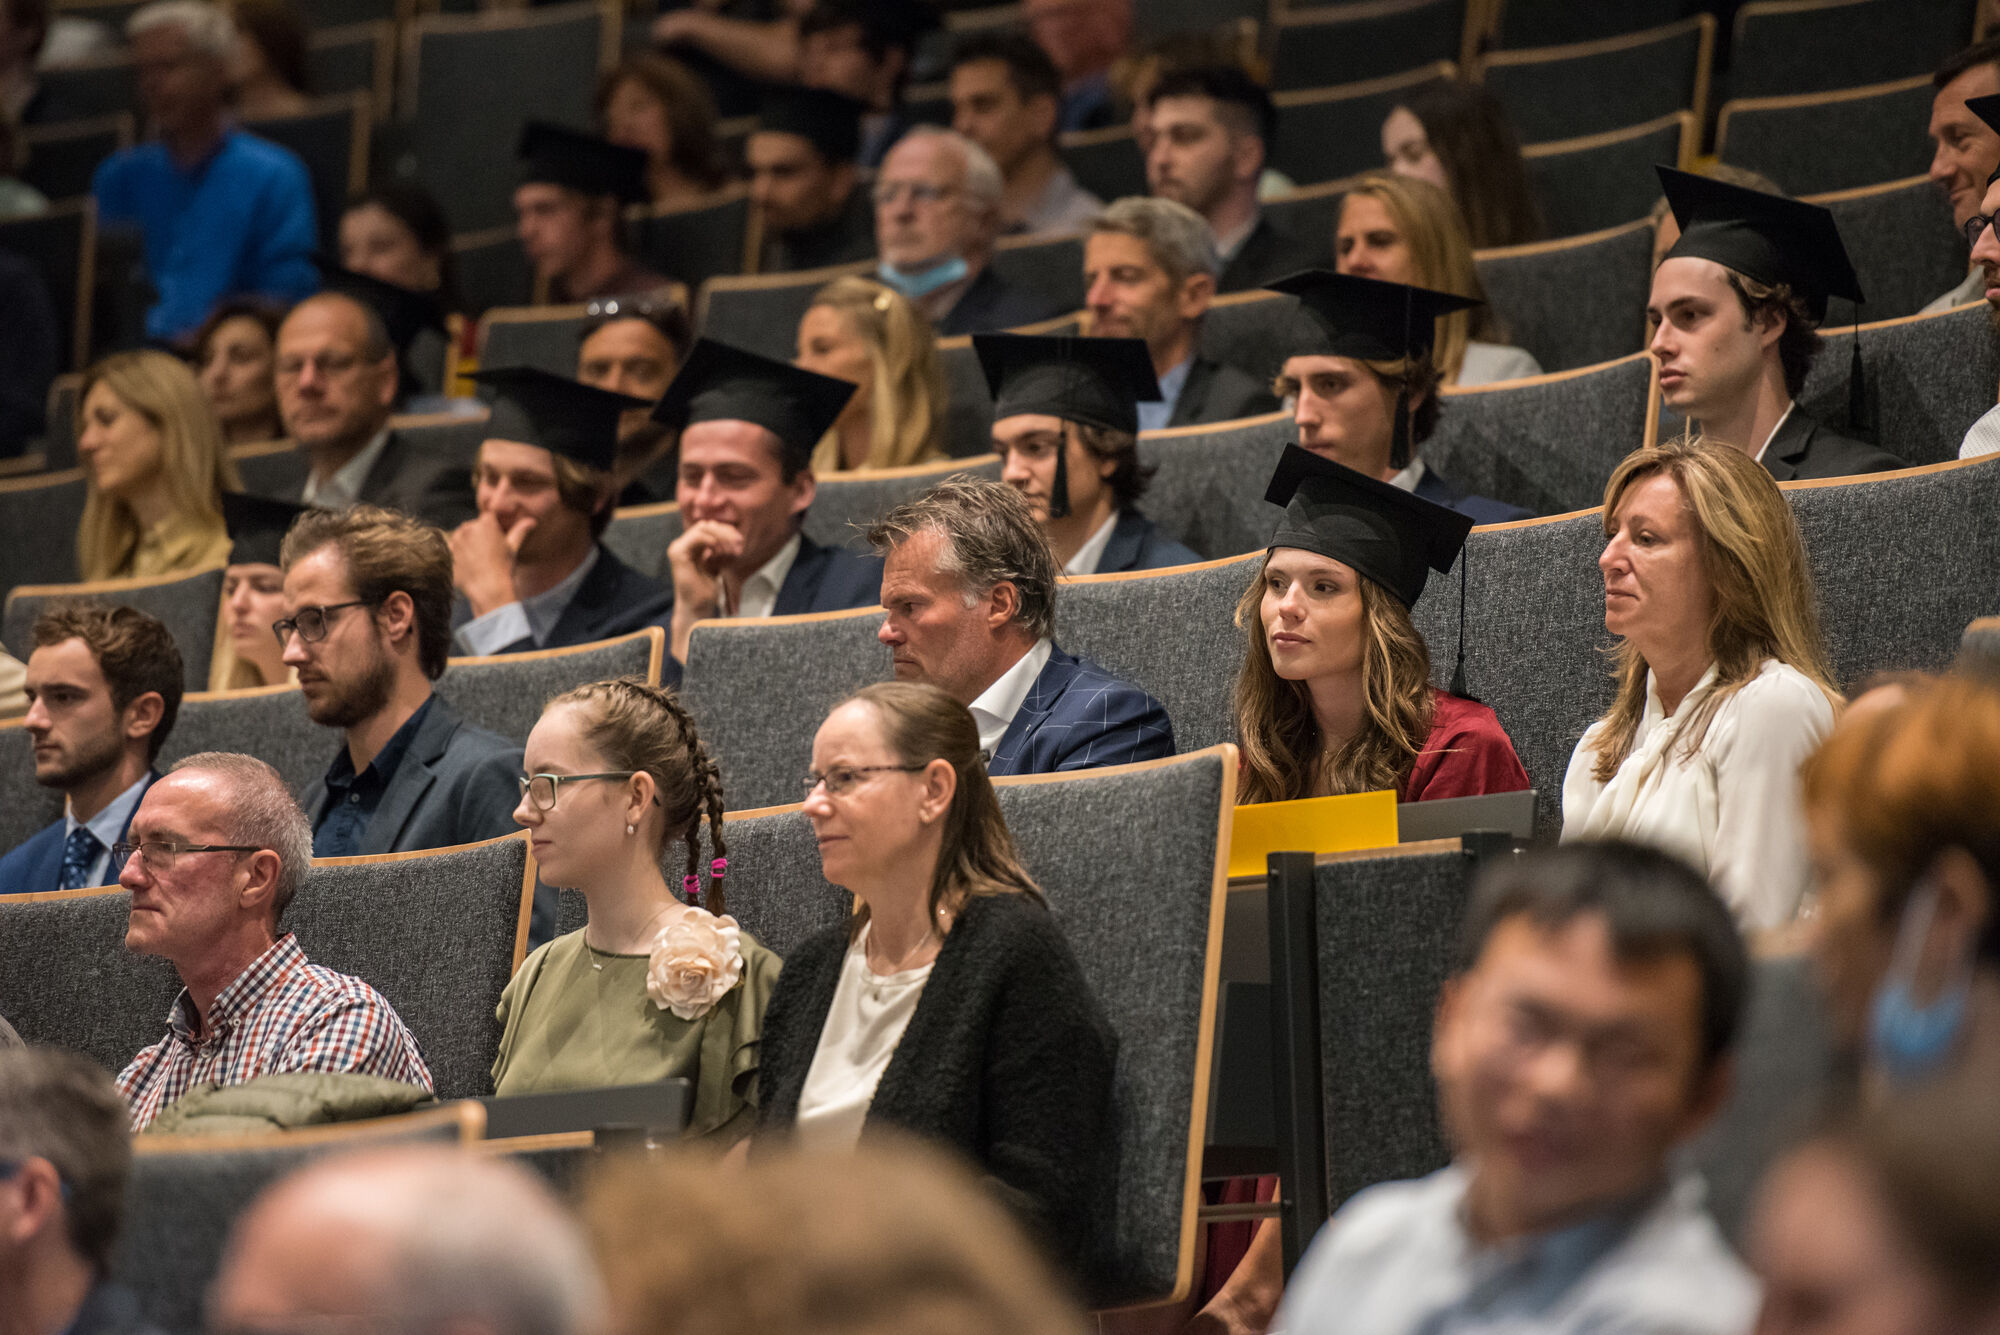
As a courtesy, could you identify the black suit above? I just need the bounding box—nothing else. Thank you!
[661,532,883,684]
[762,185,876,274]
[1218,216,1325,294]
[1760,408,1909,481]
[260,428,478,528]
[935,265,1070,337]
[1168,356,1278,427]
[454,545,673,655]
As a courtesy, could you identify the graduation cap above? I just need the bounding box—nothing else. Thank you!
[650,338,856,471]
[222,491,312,569]
[1968,94,2000,184]
[1265,443,1471,610]
[516,121,650,205]
[1656,166,1862,323]
[975,333,1160,520]
[469,366,649,474]
[756,86,867,165]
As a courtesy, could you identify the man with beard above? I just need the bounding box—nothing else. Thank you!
[277,505,519,859]
[0,606,181,895]
[1957,94,2000,459]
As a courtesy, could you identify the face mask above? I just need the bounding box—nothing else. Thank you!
[1867,879,1975,1085]
[877,255,968,300]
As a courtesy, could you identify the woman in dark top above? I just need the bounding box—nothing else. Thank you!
[757,681,1117,1277]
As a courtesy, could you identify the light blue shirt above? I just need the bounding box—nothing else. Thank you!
[454,546,600,657]
[1139,356,1192,434]
[1274,1164,1759,1335]
[64,773,150,888]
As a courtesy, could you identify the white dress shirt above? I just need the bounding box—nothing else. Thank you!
[1387,457,1429,493]
[794,923,933,1152]
[1062,512,1120,576]
[726,534,802,619]
[65,773,151,887]
[454,547,599,656]
[968,637,1054,759]
[300,429,391,510]
[1961,401,2000,459]
[1751,402,1796,466]
[1561,659,1834,930]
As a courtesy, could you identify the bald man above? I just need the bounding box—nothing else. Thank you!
[209,1146,605,1335]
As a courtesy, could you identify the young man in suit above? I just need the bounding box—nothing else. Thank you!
[979,332,1201,574]
[867,475,1175,775]
[0,606,182,895]
[748,87,877,275]
[449,367,670,657]
[513,122,670,305]
[278,504,520,860]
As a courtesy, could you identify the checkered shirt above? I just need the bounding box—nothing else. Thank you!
[118,933,433,1130]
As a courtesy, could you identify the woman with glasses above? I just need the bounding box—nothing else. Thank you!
[755,682,1117,1276]
[491,676,781,1142]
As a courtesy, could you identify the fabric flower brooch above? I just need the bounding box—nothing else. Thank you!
[645,906,745,1021]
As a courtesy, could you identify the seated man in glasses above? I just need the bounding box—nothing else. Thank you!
[0,605,182,897]
[115,752,432,1131]
[575,296,690,505]
[278,504,521,861]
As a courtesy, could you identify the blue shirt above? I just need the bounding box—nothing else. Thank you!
[312,696,434,859]
[1138,356,1192,434]
[63,771,151,888]
[92,128,319,341]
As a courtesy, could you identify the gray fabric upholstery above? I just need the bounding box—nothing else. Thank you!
[1272,75,1443,186]
[1135,413,1292,560]
[33,57,134,121]
[637,193,750,289]
[19,117,128,202]
[1797,304,1999,467]
[1314,845,1476,1207]
[0,723,67,854]
[435,630,662,744]
[1,205,89,396]
[452,229,534,317]
[157,687,328,799]
[1729,0,1969,100]
[1493,0,1696,47]
[305,25,384,100]
[988,232,1086,316]
[1269,0,1462,91]
[601,505,681,579]
[1259,190,1341,271]
[1961,616,2000,679]
[243,99,362,250]
[1482,18,1708,143]
[1058,129,1146,202]
[1426,352,1656,516]
[700,269,864,363]
[1718,80,1935,197]
[1474,222,1653,373]
[938,338,997,458]
[0,888,181,1075]
[1197,291,1323,385]
[3,566,225,694]
[1818,177,1969,326]
[233,444,307,500]
[1525,116,1686,238]
[480,309,591,377]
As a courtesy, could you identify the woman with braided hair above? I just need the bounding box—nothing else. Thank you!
[492,676,781,1141]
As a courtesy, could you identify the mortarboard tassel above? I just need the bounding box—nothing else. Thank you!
[1847,302,1867,433]
[1048,421,1072,519]
[1389,387,1412,471]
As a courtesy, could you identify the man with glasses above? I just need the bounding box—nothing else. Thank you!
[575,295,688,504]
[0,1047,163,1334]
[267,291,477,528]
[115,752,432,1130]
[0,605,181,897]
[278,504,520,860]
[1955,94,2000,459]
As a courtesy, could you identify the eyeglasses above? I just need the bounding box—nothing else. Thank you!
[517,772,642,811]
[802,764,925,797]
[1966,212,1998,251]
[872,181,957,206]
[271,600,377,647]
[111,840,262,874]
[274,351,365,382]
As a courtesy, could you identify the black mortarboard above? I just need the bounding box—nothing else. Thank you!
[1968,94,2000,184]
[222,492,312,568]
[470,366,649,474]
[1657,166,1863,322]
[975,333,1160,521]
[1265,270,1480,362]
[311,257,444,354]
[756,86,867,165]
[649,338,856,470]
[1264,444,1472,610]
[516,121,650,204]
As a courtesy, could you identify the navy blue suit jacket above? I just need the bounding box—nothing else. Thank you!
[664,533,884,684]
[987,646,1176,777]
[301,698,520,857]
[0,771,157,895]
[464,545,674,655]
[1414,465,1532,525]
[1097,509,1202,573]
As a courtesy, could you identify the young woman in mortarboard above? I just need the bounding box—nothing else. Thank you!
[1233,445,1529,805]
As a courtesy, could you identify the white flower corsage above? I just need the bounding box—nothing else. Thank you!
[644,905,744,1020]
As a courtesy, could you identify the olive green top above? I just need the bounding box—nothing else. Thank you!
[491,925,782,1142]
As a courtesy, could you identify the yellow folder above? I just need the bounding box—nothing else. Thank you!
[1228,790,1399,879]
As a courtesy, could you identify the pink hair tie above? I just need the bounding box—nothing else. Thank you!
[683,873,702,906]
[710,857,729,881]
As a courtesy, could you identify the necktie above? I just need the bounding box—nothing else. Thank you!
[59,826,104,891]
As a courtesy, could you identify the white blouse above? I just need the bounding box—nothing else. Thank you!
[1561,660,1835,930]
[793,923,933,1152]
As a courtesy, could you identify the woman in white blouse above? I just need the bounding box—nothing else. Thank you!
[1562,435,1839,929]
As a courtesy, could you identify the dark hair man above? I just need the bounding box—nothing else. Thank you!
[0,605,181,896]
[513,121,670,305]
[278,504,521,859]
[798,0,934,168]
[1146,65,1319,294]
[0,1046,162,1335]
[949,31,1102,235]
[1276,841,1758,1335]
[747,86,876,274]
[116,752,432,1130]
[1648,167,1907,480]
[1086,195,1277,428]
[979,333,1199,574]
[574,295,689,503]
[867,475,1175,775]
[1024,0,1131,132]
[1925,38,2000,312]
[1957,94,2000,460]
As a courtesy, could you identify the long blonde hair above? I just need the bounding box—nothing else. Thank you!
[75,350,239,580]
[1233,553,1437,803]
[1587,435,1839,784]
[1338,173,1497,385]
[805,278,947,472]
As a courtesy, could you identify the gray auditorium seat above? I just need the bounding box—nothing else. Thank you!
[1427,351,1658,516]
[1490,0,1696,48]
[157,685,330,799]
[243,93,369,250]
[1197,290,1321,385]
[0,722,68,853]
[1524,112,1692,238]
[1961,616,2000,680]
[451,227,535,316]
[988,231,1086,315]
[1716,77,1936,198]
[33,55,134,122]
[1259,183,1345,272]
[1816,177,1968,328]
[937,335,995,458]
[1728,0,1970,101]
[1475,219,1653,374]
[478,303,593,376]
[637,191,752,289]
[18,114,131,203]
[1271,64,1455,187]
[1795,303,1999,467]
[600,502,680,580]
[0,885,180,1072]
[3,565,226,694]
[1059,125,1146,203]
[1268,0,1463,92]
[230,441,306,500]
[306,21,392,106]
[2,200,94,374]
[698,263,870,363]
[1136,412,1292,560]
[0,469,90,600]
[434,627,664,743]
[1477,14,1713,143]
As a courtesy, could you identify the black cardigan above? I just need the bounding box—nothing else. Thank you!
[757,892,1120,1276]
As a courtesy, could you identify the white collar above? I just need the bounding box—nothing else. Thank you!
[727,533,804,618]
[66,772,150,849]
[1752,402,1796,465]
[301,427,391,510]
[967,637,1054,758]
[1062,510,1120,576]
[1388,456,1429,493]
[1213,209,1260,261]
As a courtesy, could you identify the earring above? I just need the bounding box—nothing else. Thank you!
[626,824,636,836]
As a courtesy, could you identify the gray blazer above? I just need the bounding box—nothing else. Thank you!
[301,697,521,857]
[255,429,478,529]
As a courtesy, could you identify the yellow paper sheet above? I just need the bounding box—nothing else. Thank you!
[1228,790,1399,879]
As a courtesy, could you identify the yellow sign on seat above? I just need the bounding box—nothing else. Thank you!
[1228,790,1399,879]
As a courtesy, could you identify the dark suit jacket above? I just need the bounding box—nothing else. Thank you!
[0,771,157,895]
[1414,463,1533,525]
[1097,509,1201,573]
[262,428,478,528]
[757,892,1118,1278]
[460,545,673,655]
[936,265,1071,337]
[1761,408,1909,481]
[1218,216,1325,294]
[987,645,1176,777]
[662,533,884,683]
[301,698,521,857]
[1168,356,1279,428]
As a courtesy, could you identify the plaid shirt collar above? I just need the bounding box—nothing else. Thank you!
[166,933,306,1048]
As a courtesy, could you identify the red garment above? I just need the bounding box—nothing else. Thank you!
[1398,689,1531,803]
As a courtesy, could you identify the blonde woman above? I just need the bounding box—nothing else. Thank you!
[1334,173,1540,387]
[794,277,947,472]
[1563,435,1840,929]
[75,350,240,581]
